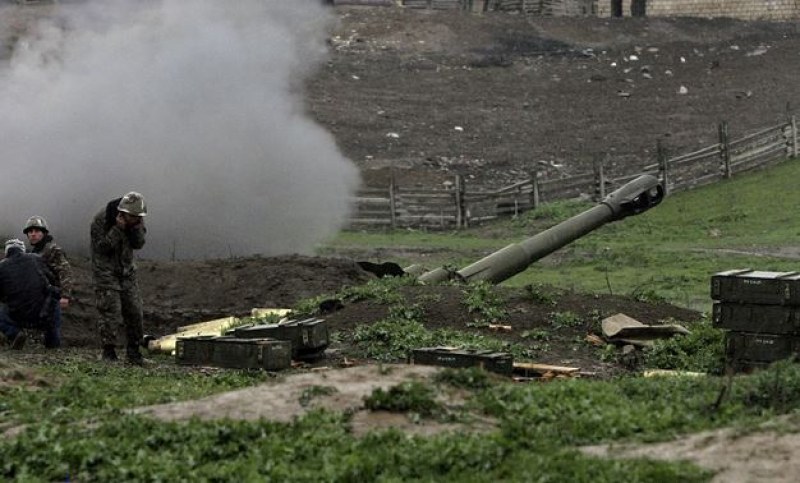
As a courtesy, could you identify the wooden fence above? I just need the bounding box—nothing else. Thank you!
[348,116,799,229]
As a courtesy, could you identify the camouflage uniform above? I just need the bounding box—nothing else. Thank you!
[90,197,147,353]
[29,235,73,300]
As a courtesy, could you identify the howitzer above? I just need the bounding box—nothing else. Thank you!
[410,174,664,284]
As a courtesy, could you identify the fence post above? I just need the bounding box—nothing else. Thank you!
[657,139,670,196]
[593,156,605,201]
[792,116,798,158]
[718,121,732,178]
[455,174,466,229]
[389,173,397,229]
[530,169,540,209]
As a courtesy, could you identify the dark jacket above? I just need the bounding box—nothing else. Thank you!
[90,198,146,289]
[0,249,56,326]
[29,234,74,298]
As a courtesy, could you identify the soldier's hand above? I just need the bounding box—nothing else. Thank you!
[60,298,69,309]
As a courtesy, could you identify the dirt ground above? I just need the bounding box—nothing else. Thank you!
[3,2,800,477]
[582,414,800,483]
[309,7,800,188]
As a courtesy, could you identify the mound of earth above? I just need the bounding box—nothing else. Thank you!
[22,255,700,376]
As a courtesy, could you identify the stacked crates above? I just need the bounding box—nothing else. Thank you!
[176,336,291,370]
[231,318,329,358]
[711,269,800,370]
[175,318,329,370]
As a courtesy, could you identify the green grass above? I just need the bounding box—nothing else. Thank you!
[8,360,800,481]
[323,158,800,311]
[3,160,800,481]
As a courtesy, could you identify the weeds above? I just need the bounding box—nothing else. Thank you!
[434,367,497,390]
[524,283,557,306]
[462,281,508,327]
[643,319,725,373]
[548,311,583,329]
[363,381,441,417]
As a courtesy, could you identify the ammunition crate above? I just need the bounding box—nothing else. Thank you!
[713,303,800,334]
[209,337,292,371]
[233,318,329,356]
[175,335,218,365]
[725,332,800,364]
[410,347,513,375]
[711,270,800,305]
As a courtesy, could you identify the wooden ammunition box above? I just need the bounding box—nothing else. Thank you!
[713,303,800,334]
[711,270,800,305]
[175,335,218,365]
[725,332,800,364]
[233,318,329,356]
[209,337,292,371]
[410,347,513,375]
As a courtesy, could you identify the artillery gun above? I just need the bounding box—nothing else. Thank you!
[394,174,664,285]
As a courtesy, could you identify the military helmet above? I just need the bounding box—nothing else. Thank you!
[117,191,147,217]
[4,238,25,255]
[23,215,49,234]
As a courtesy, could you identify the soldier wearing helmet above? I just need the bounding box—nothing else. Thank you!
[23,215,73,349]
[90,191,148,364]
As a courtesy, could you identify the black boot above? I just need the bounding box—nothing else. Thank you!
[102,345,118,361]
[11,332,27,350]
[126,345,144,366]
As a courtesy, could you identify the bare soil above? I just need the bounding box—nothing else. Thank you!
[309,7,800,188]
[582,414,800,483]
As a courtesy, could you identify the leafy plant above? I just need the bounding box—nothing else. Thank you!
[524,283,557,306]
[434,367,497,390]
[363,381,441,416]
[548,311,583,329]
[461,281,508,327]
[643,319,725,373]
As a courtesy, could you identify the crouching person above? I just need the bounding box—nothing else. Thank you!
[0,239,60,349]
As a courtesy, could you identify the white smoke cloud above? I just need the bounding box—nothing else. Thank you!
[0,0,359,259]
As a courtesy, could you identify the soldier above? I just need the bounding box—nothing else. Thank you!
[0,239,59,350]
[23,215,73,348]
[90,192,148,364]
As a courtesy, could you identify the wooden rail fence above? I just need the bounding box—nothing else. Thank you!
[348,116,799,229]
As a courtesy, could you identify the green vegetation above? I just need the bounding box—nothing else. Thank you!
[3,161,800,480]
[325,159,800,311]
[461,281,509,327]
[643,319,727,373]
[9,360,800,480]
[363,381,441,416]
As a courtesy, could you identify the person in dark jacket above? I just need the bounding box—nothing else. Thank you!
[23,215,73,348]
[0,239,58,350]
[90,191,147,364]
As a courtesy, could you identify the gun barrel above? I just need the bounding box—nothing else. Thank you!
[418,174,664,284]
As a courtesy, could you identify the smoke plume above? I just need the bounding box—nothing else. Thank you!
[0,0,359,259]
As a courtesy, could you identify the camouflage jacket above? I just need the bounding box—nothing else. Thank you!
[29,235,73,298]
[90,198,146,289]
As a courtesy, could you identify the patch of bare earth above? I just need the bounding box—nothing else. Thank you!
[582,414,800,482]
[134,364,496,437]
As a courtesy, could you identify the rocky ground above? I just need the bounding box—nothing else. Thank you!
[308,7,800,189]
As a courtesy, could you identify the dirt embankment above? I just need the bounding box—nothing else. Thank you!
[308,8,800,189]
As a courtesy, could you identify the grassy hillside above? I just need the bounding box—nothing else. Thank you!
[327,159,800,311]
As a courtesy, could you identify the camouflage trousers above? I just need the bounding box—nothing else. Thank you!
[95,282,143,349]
